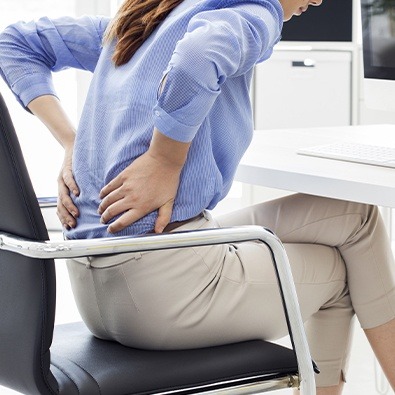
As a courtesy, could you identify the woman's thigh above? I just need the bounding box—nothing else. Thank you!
[215,193,372,246]
[216,194,395,328]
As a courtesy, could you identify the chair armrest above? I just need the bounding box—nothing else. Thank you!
[0,226,316,394]
[38,196,57,209]
[1,226,276,259]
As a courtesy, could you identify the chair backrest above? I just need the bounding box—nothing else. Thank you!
[0,92,58,395]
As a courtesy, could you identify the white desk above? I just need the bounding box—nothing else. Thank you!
[235,124,395,208]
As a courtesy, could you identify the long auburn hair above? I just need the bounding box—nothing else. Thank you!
[105,0,184,67]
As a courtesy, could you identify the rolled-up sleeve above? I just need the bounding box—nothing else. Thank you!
[0,15,110,107]
[153,1,282,142]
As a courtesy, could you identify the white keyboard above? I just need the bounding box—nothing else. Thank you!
[297,142,395,169]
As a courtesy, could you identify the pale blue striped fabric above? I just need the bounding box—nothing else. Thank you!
[0,0,283,238]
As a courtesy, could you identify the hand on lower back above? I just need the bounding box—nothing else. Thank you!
[98,150,181,234]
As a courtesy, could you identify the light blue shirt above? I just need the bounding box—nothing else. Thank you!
[0,0,283,238]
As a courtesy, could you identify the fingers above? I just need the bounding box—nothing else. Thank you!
[102,200,174,234]
[99,198,128,225]
[99,175,123,199]
[57,181,79,229]
[97,188,123,215]
[61,152,80,197]
[100,195,147,233]
[63,169,80,197]
[154,200,174,233]
[107,209,142,234]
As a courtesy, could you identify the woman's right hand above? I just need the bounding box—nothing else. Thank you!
[57,147,80,230]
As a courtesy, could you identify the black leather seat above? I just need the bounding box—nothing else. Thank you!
[51,322,298,394]
[0,92,316,395]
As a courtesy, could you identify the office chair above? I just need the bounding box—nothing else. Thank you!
[0,91,317,395]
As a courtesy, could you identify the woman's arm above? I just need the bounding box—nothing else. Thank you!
[28,95,76,149]
[0,16,109,108]
[98,129,191,234]
[153,2,282,144]
[0,16,110,229]
[28,95,80,229]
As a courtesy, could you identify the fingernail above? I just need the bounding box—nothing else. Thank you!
[72,211,78,217]
[73,189,79,196]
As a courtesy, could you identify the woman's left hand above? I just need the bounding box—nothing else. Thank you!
[98,150,182,234]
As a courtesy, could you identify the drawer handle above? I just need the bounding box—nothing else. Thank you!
[292,59,316,67]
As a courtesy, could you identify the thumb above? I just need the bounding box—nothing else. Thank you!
[154,200,174,233]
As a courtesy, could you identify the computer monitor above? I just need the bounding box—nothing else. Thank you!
[361,0,395,112]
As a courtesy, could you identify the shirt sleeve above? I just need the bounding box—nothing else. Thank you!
[0,15,110,107]
[153,1,282,143]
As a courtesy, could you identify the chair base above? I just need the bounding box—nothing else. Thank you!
[169,375,299,394]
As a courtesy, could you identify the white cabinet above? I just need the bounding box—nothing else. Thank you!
[254,50,353,129]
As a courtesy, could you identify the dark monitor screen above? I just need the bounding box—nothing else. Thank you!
[281,0,352,42]
[362,0,395,80]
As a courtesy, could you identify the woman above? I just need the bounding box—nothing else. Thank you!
[0,0,394,393]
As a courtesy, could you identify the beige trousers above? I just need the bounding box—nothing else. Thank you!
[67,194,395,387]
